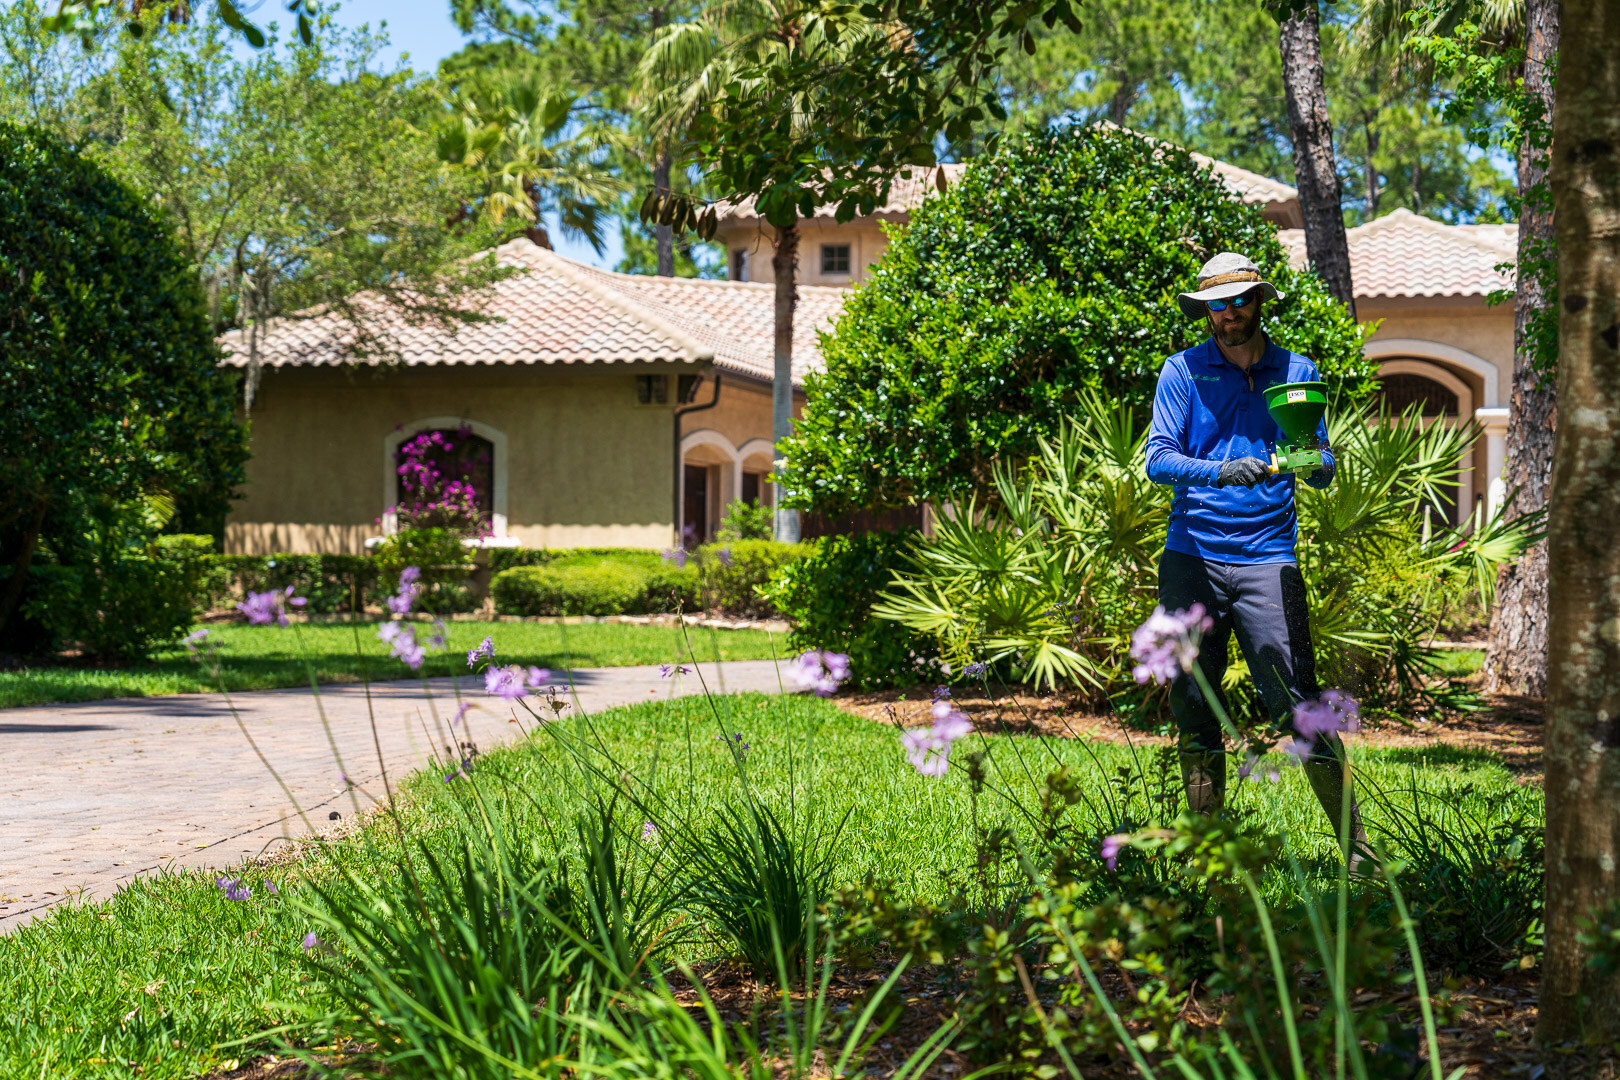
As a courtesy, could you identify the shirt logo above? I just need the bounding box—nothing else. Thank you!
[1190,374,1222,383]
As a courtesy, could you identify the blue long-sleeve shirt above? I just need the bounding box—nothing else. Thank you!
[1145,336,1335,564]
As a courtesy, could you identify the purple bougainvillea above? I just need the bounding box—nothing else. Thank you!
[388,425,493,536]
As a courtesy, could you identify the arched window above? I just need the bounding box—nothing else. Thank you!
[1377,373,1460,417]
[393,425,495,533]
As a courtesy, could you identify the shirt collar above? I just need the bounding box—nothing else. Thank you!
[1199,334,1282,371]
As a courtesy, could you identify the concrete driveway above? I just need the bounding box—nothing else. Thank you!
[0,661,786,932]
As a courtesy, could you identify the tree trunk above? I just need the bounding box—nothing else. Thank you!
[1484,0,1560,698]
[653,150,675,277]
[771,221,800,543]
[1362,110,1380,219]
[1538,0,1620,1041]
[1277,3,1356,317]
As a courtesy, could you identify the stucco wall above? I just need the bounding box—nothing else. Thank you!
[718,221,892,287]
[226,365,687,554]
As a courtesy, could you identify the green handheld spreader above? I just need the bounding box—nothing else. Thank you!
[1262,380,1329,475]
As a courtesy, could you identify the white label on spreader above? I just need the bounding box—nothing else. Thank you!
[1286,388,1307,403]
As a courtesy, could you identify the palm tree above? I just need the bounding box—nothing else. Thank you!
[639,0,852,543]
[435,73,626,253]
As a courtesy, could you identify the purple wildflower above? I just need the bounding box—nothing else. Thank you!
[713,547,733,567]
[426,619,448,651]
[1237,754,1257,782]
[964,661,988,679]
[484,665,529,699]
[302,931,322,951]
[1100,833,1129,870]
[237,586,304,626]
[215,876,252,901]
[789,650,851,696]
[265,881,279,896]
[931,685,952,702]
[641,821,658,842]
[182,628,213,657]
[377,621,426,670]
[901,728,950,777]
[715,733,750,752]
[931,706,973,744]
[444,770,459,783]
[450,702,473,726]
[1293,691,1361,740]
[467,636,496,669]
[659,663,692,678]
[661,547,688,569]
[1282,737,1316,764]
[1129,604,1213,685]
[385,568,421,616]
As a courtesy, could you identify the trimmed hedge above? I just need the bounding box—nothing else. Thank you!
[760,530,936,689]
[695,540,805,617]
[492,556,698,617]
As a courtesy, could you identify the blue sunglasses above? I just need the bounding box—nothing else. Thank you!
[1206,291,1257,313]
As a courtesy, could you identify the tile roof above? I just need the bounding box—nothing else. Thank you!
[1279,208,1517,298]
[219,239,845,384]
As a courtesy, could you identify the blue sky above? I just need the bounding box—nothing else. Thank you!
[320,0,626,269]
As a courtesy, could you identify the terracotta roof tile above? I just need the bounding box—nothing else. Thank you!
[220,239,843,384]
[1279,208,1516,298]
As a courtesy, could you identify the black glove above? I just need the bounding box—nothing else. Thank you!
[1216,457,1272,488]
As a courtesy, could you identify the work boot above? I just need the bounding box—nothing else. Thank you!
[1180,751,1227,814]
[1303,757,1373,875]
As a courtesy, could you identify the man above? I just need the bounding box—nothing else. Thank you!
[1145,252,1366,851]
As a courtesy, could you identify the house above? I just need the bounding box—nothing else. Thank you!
[223,149,1516,555]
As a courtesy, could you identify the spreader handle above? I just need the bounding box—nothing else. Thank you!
[1268,451,1280,475]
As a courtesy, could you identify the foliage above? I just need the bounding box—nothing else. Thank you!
[390,427,493,537]
[203,553,379,615]
[761,531,937,689]
[23,508,202,661]
[492,559,697,617]
[372,528,479,615]
[0,120,245,643]
[782,126,1373,516]
[1,4,510,378]
[873,396,1542,711]
[716,497,773,541]
[1369,777,1546,974]
[695,539,802,617]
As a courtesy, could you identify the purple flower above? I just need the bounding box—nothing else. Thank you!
[399,566,421,585]
[715,732,750,752]
[789,650,851,696]
[901,727,950,777]
[450,702,473,726]
[641,821,658,842]
[302,931,322,951]
[713,547,733,567]
[526,666,551,690]
[237,586,303,626]
[1237,754,1257,782]
[931,685,951,702]
[1282,737,1316,764]
[182,628,212,656]
[1100,833,1129,870]
[484,665,529,699]
[265,881,279,896]
[378,621,425,670]
[660,663,692,678]
[1129,604,1213,685]
[931,706,973,744]
[427,619,448,651]
[661,547,688,568]
[1293,691,1361,740]
[467,636,496,668]
[215,876,252,901]
[444,770,459,783]
[964,661,988,679]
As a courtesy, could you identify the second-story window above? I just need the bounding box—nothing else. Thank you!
[730,249,748,281]
[820,244,851,274]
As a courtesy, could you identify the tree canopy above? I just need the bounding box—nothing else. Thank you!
[781,125,1374,516]
[0,120,245,636]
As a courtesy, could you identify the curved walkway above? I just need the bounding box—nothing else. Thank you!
[0,661,786,932]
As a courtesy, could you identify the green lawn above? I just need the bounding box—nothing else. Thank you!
[0,691,1538,1079]
[0,620,785,709]
[1430,647,1485,677]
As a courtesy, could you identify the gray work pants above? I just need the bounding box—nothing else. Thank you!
[1156,549,1338,763]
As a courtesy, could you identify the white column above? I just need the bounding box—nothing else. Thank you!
[1475,406,1511,515]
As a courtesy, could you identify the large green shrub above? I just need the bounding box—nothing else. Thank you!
[781,125,1373,516]
[761,531,936,689]
[0,122,246,651]
[493,564,656,617]
[696,540,804,617]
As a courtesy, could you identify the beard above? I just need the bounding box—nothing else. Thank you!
[1212,307,1261,347]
